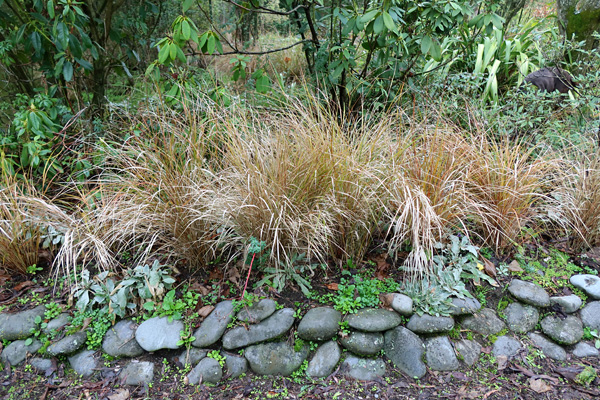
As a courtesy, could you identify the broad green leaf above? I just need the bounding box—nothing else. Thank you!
[176,46,186,63]
[360,10,379,24]
[30,32,41,55]
[62,60,73,81]
[382,12,396,32]
[198,32,208,50]
[207,35,216,55]
[430,40,442,62]
[169,42,177,60]
[373,15,384,34]
[420,35,432,55]
[182,20,191,40]
[158,43,169,63]
[183,0,193,12]
[256,74,270,93]
[47,0,55,18]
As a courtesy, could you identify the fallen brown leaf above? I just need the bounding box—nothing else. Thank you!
[326,283,338,291]
[508,260,523,272]
[107,388,130,400]
[496,354,508,370]
[13,280,34,292]
[529,377,552,393]
[379,293,394,308]
[197,305,215,318]
[190,281,210,296]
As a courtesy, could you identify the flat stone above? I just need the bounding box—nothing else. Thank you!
[390,293,413,316]
[492,336,522,359]
[0,305,45,341]
[224,353,247,378]
[135,317,183,351]
[178,348,207,367]
[346,308,402,332]
[0,339,42,366]
[47,331,87,356]
[187,357,222,384]
[121,361,154,386]
[340,331,384,356]
[237,299,277,323]
[572,342,599,358]
[384,326,426,379]
[549,295,582,314]
[68,350,98,377]
[192,301,235,348]
[244,342,308,376]
[222,308,295,350]
[540,315,583,345]
[297,307,341,341]
[425,336,459,371]
[43,313,70,334]
[449,297,481,316]
[307,341,341,378]
[103,320,144,357]
[570,274,600,299]
[581,301,600,331]
[29,357,53,373]
[508,279,550,307]
[455,339,481,366]
[505,303,539,333]
[341,356,385,381]
[406,314,454,333]
[461,308,506,336]
[528,332,567,361]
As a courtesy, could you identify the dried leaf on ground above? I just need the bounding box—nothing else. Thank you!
[529,377,552,393]
[107,388,130,400]
[370,254,391,280]
[496,355,508,370]
[13,281,34,292]
[326,283,338,291]
[190,281,210,296]
[379,293,394,308]
[508,260,523,272]
[197,305,215,318]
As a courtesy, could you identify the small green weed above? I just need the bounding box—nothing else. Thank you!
[207,350,226,367]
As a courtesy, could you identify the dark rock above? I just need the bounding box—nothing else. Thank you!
[47,331,87,356]
[540,315,583,345]
[121,360,154,386]
[390,293,413,316]
[237,299,277,323]
[505,303,539,333]
[29,357,53,373]
[572,342,599,358]
[340,331,384,356]
[297,307,341,341]
[528,332,567,361]
[0,305,45,341]
[461,308,505,336]
[449,297,481,316]
[222,308,295,350]
[341,356,385,381]
[384,326,426,379]
[43,313,70,334]
[244,342,308,376]
[406,314,454,333]
[135,317,183,351]
[0,339,42,366]
[192,301,235,348]
[425,336,459,371]
[178,348,207,367]
[581,301,600,331]
[68,350,98,377]
[492,336,522,359]
[570,274,600,299]
[346,308,402,332]
[307,341,341,378]
[507,279,550,307]
[549,295,582,314]
[224,352,247,378]
[187,357,222,384]
[102,320,144,357]
[455,339,481,366]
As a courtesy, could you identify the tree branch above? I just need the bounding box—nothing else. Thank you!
[187,40,309,56]
[224,0,307,16]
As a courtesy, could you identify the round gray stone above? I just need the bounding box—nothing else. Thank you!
[540,315,583,345]
[135,317,183,351]
[505,303,539,333]
[383,326,426,379]
[581,301,600,331]
[425,336,459,371]
[572,342,599,358]
[461,308,506,336]
[341,356,385,381]
[68,350,98,377]
[224,352,247,378]
[406,314,454,333]
[449,297,482,316]
[508,279,550,307]
[0,339,42,366]
[297,307,341,341]
[192,301,235,348]
[236,299,277,323]
[121,360,154,386]
[455,339,481,366]
[492,336,522,359]
[307,341,341,378]
[528,332,567,361]
[390,293,413,316]
[43,313,70,334]
[549,295,582,314]
[47,331,87,356]
[29,357,53,373]
[346,308,402,332]
[102,320,144,357]
[187,357,222,384]
[340,331,384,356]
[244,342,309,376]
[570,274,600,299]
[178,348,207,367]
[222,308,295,350]
[0,305,45,341]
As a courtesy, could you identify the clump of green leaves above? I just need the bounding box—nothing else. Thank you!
[583,327,600,349]
[330,270,399,314]
[433,235,495,287]
[207,350,226,368]
[575,366,597,386]
[255,252,314,296]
